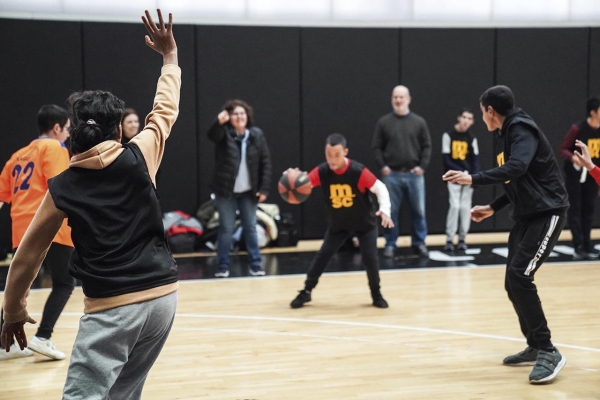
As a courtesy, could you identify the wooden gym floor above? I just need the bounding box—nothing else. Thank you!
[2,232,600,399]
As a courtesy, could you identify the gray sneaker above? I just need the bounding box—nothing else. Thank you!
[529,349,566,384]
[503,346,538,366]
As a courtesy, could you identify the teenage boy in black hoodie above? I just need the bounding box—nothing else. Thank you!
[443,85,569,384]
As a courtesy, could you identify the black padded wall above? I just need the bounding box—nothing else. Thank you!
[301,27,399,238]
[591,28,600,99]
[401,28,496,234]
[82,22,198,215]
[588,28,600,226]
[195,26,301,226]
[496,28,590,230]
[1,19,598,245]
[0,20,83,251]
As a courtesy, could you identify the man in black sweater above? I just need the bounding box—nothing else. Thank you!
[443,85,569,384]
[372,85,432,258]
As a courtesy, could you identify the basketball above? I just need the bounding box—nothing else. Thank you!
[278,169,312,204]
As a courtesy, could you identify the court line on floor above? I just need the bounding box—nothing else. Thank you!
[169,326,598,373]
[47,313,600,372]
[173,312,600,354]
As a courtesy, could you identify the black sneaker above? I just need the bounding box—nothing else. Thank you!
[443,242,455,251]
[383,246,395,258]
[574,247,596,260]
[413,245,429,258]
[529,349,566,384]
[503,346,538,366]
[585,246,600,259]
[249,265,266,276]
[215,266,229,278]
[290,290,311,308]
[573,247,586,260]
[372,294,389,308]
[456,241,468,251]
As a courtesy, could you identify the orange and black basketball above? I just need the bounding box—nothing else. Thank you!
[278,169,312,204]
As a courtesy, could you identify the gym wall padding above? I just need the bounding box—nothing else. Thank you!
[195,26,302,229]
[0,20,83,252]
[400,28,495,234]
[0,20,597,250]
[496,28,590,230]
[82,22,198,217]
[300,27,399,238]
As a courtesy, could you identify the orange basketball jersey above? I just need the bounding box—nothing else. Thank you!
[0,138,73,249]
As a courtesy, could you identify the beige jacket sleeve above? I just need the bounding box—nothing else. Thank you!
[2,193,66,323]
[130,64,182,186]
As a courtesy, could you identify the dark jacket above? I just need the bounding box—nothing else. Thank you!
[207,120,271,198]
[49,143,178,298]
[470,108,569,220]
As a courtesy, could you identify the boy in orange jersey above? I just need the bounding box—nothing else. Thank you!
[0,104,75,361]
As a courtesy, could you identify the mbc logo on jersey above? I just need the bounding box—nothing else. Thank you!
[329,184,355,208]
[452,140,468,160]
[588,138,600,159]
[496,151,510,184]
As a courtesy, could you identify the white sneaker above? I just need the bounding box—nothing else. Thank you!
[0,343,34,361]
[27,336,65,360]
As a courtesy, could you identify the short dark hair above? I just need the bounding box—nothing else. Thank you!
[37,104,69,134]
[326,133,347,148]
[67,90,125,154]
[458,107,474,117]
[121,108,138,125]
[586,95,600,117]
[479,85,515,116]
[222,99,254,127]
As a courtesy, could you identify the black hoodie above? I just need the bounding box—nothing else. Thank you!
[470,108,569,221]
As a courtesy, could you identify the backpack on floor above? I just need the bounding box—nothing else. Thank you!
[163,211,203,253]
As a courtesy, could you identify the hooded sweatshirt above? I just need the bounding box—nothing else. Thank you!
[3,64,181,322]
[470,108,569,220]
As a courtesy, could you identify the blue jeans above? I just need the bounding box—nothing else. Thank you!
[215,192,261,268]
[382,171,427,248]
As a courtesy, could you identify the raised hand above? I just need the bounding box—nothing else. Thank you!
[142,9,178,65]
[217,110,230,125]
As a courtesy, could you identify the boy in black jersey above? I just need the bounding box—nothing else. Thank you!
[558,95,600,260]
[443,85,569,384]
[442,108,480,251]
[289,133,393,309]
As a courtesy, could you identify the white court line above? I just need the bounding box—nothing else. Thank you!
[169,313,600,354]
[49,310,574,351]
[170,326,598,372]
[45,314,600,372]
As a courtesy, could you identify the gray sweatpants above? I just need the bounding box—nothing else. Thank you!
[63,291,178,400]
[445,183,474,242]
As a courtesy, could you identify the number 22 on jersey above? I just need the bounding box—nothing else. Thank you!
[12,162,35,194]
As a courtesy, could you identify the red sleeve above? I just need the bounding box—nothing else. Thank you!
[307,167,320,187]
[357,167,377,193]
[590,166,600,186]
[559,124,579,161]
